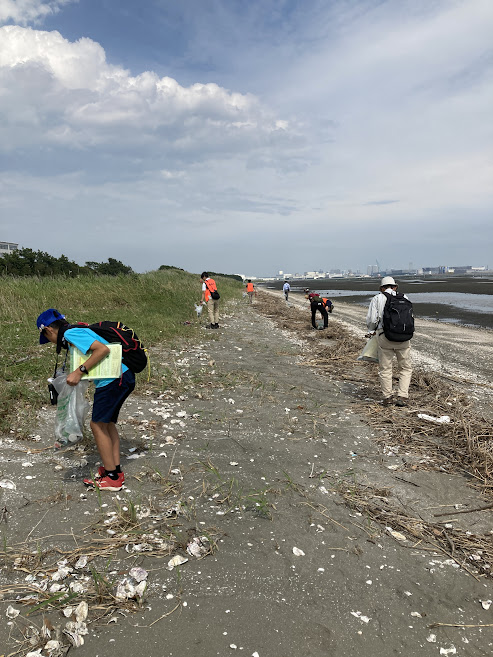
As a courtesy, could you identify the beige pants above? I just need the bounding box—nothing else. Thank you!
[207,298,220,324]
[247,292,254,304]
[377,333,412,399]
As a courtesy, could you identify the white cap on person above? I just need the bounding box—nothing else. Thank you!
[380,276,396,287]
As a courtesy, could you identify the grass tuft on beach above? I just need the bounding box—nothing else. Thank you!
[0,269,242,435]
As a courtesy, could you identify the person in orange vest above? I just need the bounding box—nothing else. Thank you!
[200,272,220,329]
[305,292,333,329]
[245,279,256,304]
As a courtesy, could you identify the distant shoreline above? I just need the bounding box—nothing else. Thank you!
[262,279,493,331]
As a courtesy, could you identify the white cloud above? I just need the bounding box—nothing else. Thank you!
[0,25,294,167]
[0,0,75,26]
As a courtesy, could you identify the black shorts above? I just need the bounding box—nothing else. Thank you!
[91,369,135,424]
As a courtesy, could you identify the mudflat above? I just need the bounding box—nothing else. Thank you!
[1,294,492,657]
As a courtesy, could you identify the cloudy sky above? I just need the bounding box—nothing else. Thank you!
[1,0,492,275]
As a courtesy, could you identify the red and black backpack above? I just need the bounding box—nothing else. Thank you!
[57,321,148,373]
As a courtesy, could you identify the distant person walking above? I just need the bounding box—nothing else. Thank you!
[366,276,414,407]
[245,280,256,304]
[282,281,290,301]
[201,272,220,329]
[306,292,333,329]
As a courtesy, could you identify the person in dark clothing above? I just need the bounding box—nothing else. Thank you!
[306,292,333,329]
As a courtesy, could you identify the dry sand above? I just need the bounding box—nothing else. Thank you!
[1,295,492,657]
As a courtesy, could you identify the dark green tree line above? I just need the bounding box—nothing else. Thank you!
[0,248,133,277]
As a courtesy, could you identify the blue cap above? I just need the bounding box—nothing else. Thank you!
[36,309,66,344]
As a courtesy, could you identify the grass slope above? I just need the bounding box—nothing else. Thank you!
[0,269,242,435]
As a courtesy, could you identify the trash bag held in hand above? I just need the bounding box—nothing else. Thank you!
[357,334,379,363]
[51,374,89,448]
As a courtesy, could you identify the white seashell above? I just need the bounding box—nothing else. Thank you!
[52,566,72,581]
[129,567,148,582]
[44,640,62,653]
[386,527,407,542]
[292,547,305,557]
[229,462,239,466]
[69,581,85,593]
[115,580,132,601]
[135,581,147,598]
[63,631,85,647]
[65,620,88,635]
[22,462,34,467]
[481,599,492,610]
[167,555,188,570]
[75,555,88,569]
[75,601,88,622]
[0,479,16,490]
[63,606,73,618]
[26,651,43,657]
[439,648,456,656]
[6,605,20,618]
[426,634,437,643]
[187,536,210,558]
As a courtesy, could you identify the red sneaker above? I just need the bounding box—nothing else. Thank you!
[97,466,125,483]
[84,473,124,491]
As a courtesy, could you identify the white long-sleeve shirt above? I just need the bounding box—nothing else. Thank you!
[366,289,410,331]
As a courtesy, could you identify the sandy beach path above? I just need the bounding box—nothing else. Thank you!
[1,297,492,657]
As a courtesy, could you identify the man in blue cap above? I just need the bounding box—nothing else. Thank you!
[37,309,135,491]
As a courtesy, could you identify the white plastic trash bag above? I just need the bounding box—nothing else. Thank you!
[51,374,89,448]
[357,335,379,363]
[194,303,203,318]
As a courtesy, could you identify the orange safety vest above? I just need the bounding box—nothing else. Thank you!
[246,283,254,292]
[204,278,217,301]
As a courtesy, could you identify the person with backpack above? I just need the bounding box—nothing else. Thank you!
[36,309,142,491]
[366,277,414,407]
[200,272,220,328]
[306,292,333,329]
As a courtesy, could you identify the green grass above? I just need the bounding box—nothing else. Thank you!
[0,269,242,434]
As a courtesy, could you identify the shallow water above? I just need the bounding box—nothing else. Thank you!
[268,277,493,330]
[307,290,493,315]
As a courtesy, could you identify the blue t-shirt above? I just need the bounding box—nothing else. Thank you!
[64,328,128,388]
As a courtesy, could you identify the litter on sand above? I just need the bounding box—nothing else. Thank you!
[417,413,451,424]
[351,611,370,623]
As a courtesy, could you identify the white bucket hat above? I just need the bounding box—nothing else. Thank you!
[380,276,396,287]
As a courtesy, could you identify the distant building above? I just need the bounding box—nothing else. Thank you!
[0,241,18,257]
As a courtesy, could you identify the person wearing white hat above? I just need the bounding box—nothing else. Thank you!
[366,277,413,407]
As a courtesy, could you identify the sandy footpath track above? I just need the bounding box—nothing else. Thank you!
[1,299,492,657]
